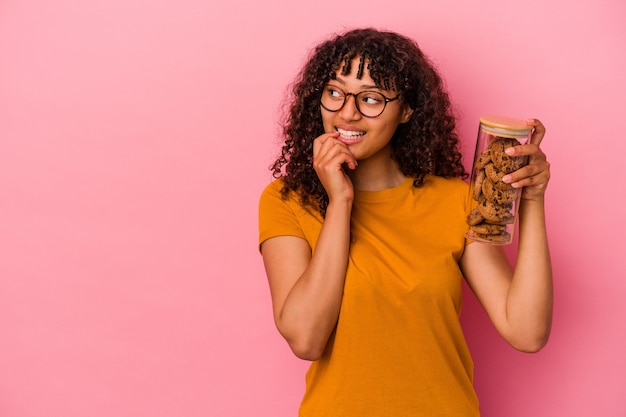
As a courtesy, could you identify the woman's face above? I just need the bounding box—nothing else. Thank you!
[320,58,412,162]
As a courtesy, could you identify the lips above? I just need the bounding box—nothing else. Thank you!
[336,127,365,144]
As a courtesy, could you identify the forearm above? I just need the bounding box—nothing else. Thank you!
[505,198,553,351]
[278,200,352,359]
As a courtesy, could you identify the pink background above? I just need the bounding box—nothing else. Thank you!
[1,0,624,416]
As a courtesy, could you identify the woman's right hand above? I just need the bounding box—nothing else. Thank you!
[263,132,357,360]
[313,132,358,203]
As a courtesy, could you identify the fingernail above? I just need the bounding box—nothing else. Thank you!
[505,147,515,155]
[502,175,512,183]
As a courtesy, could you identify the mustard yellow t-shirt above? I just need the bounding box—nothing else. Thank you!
[259,175,479,417]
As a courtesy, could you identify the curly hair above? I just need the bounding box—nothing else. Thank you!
[271,28,467,217]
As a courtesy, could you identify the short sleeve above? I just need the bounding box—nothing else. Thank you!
[258,180,308,250]
[462,178,477,247]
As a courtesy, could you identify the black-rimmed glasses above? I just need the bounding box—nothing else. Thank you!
[320,85,400,118]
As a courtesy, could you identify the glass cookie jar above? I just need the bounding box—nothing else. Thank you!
[465,116,532,245]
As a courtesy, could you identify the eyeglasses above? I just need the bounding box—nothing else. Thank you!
[320,85,400,118]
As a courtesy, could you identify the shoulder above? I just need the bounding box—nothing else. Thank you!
[260,178,321,218]
[259,177,325,223]
[260,177,285,199]
[260,178,291,216]
[259,178,294,209]
[258,178,323,251]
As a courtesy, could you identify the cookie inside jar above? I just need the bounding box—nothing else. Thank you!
[466,116,532,245]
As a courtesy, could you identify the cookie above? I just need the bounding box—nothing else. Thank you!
[473,169,486,201]
[471,223,506,235]
[474,231,512,243]
[466,207,484,226]
[491,137,525,174]
[482,176,516,205]
[484,163,510,190]
[477,197,514,224]
[484,215,515,225]
[474,148,492,170]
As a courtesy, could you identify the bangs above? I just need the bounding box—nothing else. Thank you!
[329,52,398,92]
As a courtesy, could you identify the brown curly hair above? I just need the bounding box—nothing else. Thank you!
[271,28,467,217]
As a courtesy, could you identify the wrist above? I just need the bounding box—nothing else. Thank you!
[520,196,545,210]
[518,196,546,225]
[327,198,353,213]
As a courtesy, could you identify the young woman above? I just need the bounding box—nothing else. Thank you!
[258,28,552,416]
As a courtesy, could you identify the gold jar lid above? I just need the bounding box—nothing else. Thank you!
[480,115,531,138]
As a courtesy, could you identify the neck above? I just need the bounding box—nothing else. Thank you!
[348,152,405,191]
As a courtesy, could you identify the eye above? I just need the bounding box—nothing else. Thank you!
[325,86,344,99]
[360,93,383,105]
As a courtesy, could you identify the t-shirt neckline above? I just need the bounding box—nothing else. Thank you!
[354,176,414,203]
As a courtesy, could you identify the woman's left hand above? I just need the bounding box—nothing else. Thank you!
[501,118,550,201]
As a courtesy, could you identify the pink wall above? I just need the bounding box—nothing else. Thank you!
[1,0,624,416]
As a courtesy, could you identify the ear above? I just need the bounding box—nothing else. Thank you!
[400,104,414,123]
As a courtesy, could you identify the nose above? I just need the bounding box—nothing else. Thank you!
[338,93,362,120]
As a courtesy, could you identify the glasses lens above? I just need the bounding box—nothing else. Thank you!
[321,86,345,111]
[355,91,386,117]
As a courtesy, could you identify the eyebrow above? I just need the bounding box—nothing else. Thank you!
[332,76,379,90]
